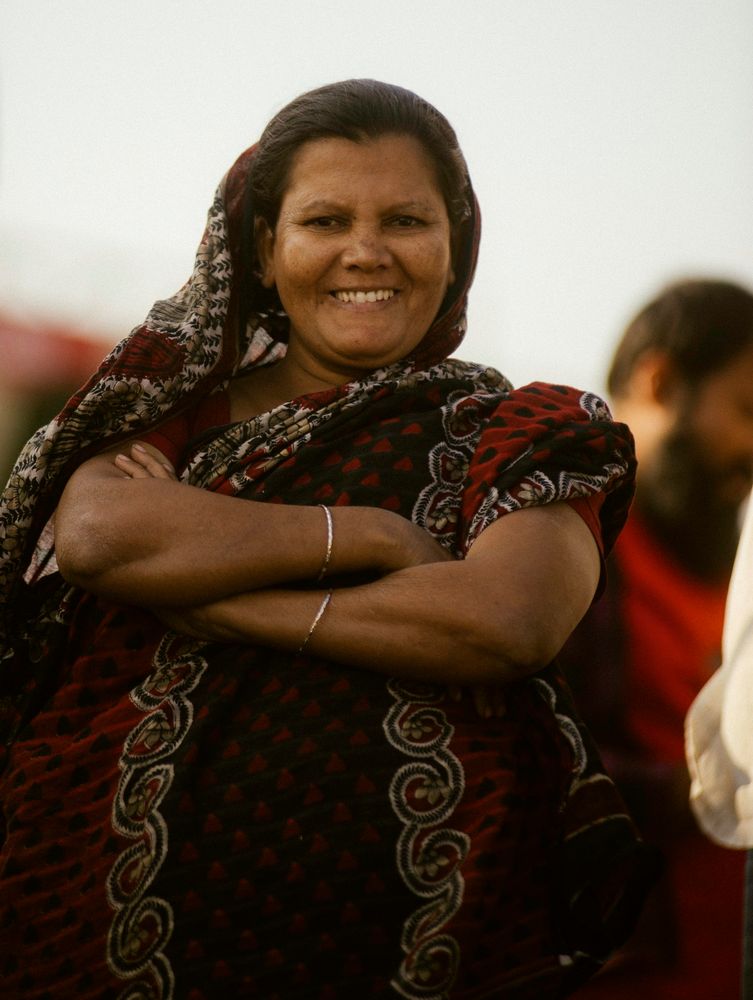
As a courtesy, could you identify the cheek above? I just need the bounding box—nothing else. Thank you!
[413,242,454,297]
[274,272,321,315]
[273,237,326,293]
[690,402,753,466]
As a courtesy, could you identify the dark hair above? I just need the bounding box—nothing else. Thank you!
[607,279,753,398]
[248,78,472,233]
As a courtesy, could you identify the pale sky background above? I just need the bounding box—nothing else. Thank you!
[1,0,752,396]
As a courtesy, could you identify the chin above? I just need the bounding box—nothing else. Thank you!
[333,344,410,371]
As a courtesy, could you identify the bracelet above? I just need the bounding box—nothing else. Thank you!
[298,590,333,653]
[316,504,334,582]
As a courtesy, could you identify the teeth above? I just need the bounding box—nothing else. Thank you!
[334,289,395,304]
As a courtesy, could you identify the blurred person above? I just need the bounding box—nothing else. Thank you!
[561,278,753,998]
[687,486,753,995]
[0,79,655,999]
[0,313,110,482]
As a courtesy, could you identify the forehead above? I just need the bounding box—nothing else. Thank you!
[281,134,446,208]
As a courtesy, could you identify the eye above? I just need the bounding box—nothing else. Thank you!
[389,215,424,228]
[304,216,343,230]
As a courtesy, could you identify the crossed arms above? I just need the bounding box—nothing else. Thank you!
[55,441,600,688]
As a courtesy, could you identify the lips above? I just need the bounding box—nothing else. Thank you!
[331,289,396,304]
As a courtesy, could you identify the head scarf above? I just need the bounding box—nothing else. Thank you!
[0,141,480,652]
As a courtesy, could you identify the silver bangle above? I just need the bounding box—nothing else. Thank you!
[298,590,333,653]
[316,504,334,582]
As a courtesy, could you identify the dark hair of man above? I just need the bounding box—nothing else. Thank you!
[607,279,753,398]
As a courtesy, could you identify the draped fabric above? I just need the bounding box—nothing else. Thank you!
[0,137,655,998]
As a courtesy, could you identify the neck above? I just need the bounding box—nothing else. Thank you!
[229,356,352,422]
[261,357,338,400]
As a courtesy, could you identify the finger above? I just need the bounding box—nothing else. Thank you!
[113,453,152,478]
[447,684,463,702]
[130,443,178,480]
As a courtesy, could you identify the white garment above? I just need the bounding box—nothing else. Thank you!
[686,491,753,847]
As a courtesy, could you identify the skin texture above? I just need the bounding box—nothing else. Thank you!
[55,134,601,708]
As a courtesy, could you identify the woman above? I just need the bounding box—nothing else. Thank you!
[0,80,655,998]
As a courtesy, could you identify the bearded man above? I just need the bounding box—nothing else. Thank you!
[561,278,753,999]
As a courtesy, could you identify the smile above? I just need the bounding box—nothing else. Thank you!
[332,289,396,304]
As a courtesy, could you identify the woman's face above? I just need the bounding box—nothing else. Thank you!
[257,133,455,384]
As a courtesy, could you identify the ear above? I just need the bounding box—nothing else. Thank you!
[254,218,276,288]
[630,349,683,409]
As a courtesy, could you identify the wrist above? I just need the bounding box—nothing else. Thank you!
[370,509,415,573]
[322,507,404,577]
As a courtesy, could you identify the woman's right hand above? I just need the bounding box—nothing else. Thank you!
[113,443,179,481]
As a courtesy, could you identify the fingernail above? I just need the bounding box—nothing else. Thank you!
[132,443,146,452]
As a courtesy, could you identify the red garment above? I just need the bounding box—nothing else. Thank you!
[621,516,729,762]
[0,377,652,999]
[564,514,745,1000]
[145,389,607,563]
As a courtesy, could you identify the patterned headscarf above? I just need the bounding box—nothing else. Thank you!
[0,140,480,651]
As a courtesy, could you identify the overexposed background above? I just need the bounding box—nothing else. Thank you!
[1,0,752,396]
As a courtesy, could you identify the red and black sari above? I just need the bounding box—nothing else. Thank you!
[0,141,656,999]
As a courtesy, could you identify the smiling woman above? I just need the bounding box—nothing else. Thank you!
[0,79,656,999]
[253,134,455,387]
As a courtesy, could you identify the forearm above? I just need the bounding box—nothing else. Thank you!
[56,473,422,606]
[56,478,307,602]
[163,503,600,684]
[181,570,540,683]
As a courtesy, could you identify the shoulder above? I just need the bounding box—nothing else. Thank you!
[492,381,616,423]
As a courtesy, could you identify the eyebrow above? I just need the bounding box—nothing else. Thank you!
[291,199,442,216]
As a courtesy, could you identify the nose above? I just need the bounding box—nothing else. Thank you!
[340,225,392,271]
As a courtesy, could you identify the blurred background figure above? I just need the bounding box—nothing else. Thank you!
[561,278,753,999]
[0,311,111,482]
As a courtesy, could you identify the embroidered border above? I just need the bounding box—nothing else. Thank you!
[531,677,587,785]
[413,389,490,551]
[379,386,491,997]
[106,634,208,999]
[531,675,632,835]
[383,680,469,999]
[466,464,625,547]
